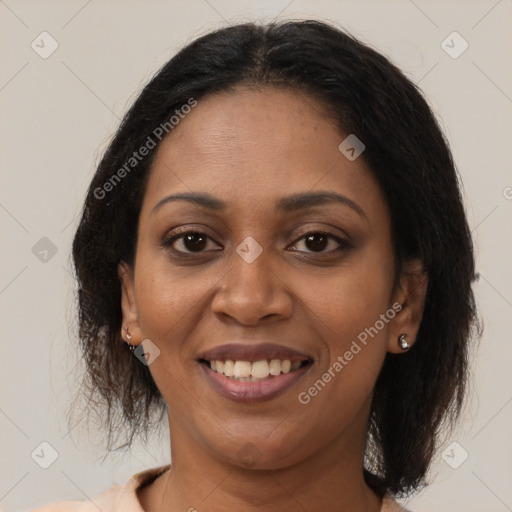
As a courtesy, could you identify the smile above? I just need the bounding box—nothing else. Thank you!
[197,349,313,403]
[201,358,308,381]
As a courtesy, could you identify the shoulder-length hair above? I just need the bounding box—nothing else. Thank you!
[71,20,479,496]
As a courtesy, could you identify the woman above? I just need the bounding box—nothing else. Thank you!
[32,19,478,512]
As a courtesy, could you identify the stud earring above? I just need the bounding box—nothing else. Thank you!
[398,333,411,351]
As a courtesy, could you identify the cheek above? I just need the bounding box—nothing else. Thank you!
[295,280,392,438]
[303,251,394,342]
[132,249,211,346]
[298,245,395,397]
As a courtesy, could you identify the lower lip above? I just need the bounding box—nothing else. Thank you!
[199,362,312,403]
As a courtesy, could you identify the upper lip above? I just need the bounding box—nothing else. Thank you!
[198,343,313,363]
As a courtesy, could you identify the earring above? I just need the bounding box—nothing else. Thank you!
[124,326,136,352]
[398,333,411,351]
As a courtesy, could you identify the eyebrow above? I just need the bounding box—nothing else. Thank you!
[151,191,366,218]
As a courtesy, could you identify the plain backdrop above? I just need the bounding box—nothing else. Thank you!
[1,1,511,511]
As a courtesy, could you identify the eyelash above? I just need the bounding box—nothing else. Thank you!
[161,228,351,256]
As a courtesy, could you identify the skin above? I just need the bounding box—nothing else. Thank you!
[119,86,428,512]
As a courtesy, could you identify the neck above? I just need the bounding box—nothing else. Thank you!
[139,413,382,512]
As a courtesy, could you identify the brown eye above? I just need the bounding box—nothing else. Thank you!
[163,231,220,253]
[290,231,350,254]
[304,233,329,252]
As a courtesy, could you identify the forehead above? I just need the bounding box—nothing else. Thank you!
[141,87,385,221]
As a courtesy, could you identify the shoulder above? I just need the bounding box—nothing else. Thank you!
[381,493,414,512]
[29,465,171,512]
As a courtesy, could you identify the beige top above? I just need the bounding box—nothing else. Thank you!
[30,464,409,511]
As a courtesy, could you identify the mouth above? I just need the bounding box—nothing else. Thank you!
[197,343,314,403]
[198,358,311,380]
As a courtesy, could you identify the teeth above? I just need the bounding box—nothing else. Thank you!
[233,361,252,378]
[251,360,270,379]
[269,359,282,375]
[224,360,235,377]
[208,358,305,380]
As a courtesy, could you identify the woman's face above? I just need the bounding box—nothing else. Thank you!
[120,87,422,469]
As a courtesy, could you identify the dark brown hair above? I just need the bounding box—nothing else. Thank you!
[71,19,479,497]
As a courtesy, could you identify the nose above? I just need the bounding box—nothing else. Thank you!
[211,244,293,325]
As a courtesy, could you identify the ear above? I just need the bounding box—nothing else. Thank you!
[387,259,428,354]
[118,261,142,345]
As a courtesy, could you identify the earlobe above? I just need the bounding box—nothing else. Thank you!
[118,261,142,343]
[387,259,428,354]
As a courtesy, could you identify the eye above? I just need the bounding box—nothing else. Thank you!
[288,230,350,254]
[162,230,222,254]
[162,229,350,256]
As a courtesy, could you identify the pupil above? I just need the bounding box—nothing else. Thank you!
[306,234,327,252]
[184,233,206,251]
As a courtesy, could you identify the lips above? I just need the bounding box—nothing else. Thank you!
[197,342,312,363]
[197,343,314,403]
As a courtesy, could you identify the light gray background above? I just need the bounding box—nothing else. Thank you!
[1,1,511,511]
